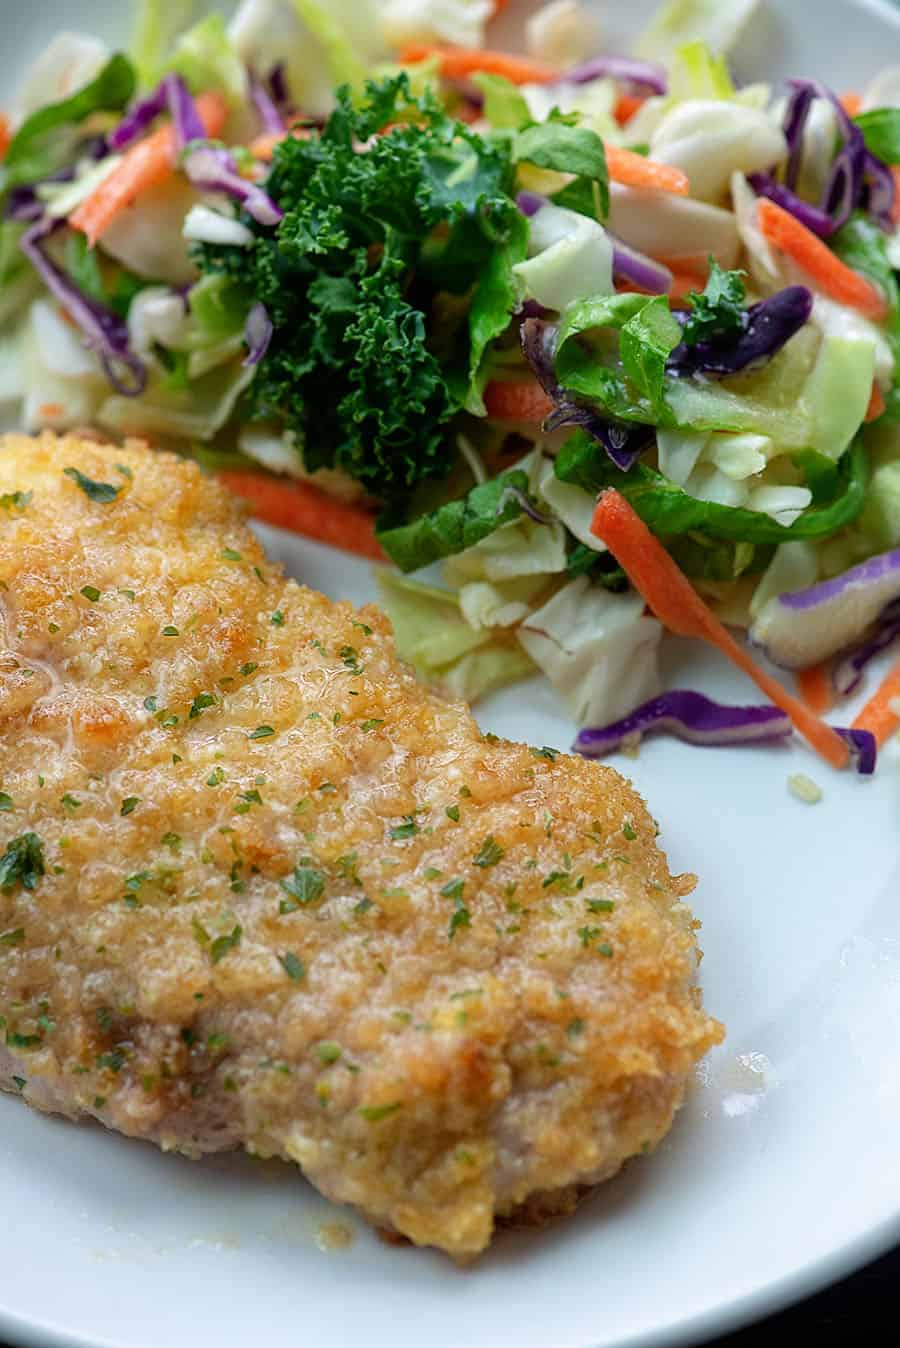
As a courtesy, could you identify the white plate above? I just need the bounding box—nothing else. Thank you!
[2,3,900,1346]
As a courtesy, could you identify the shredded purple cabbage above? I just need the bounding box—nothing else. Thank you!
[20,218,146,396]
[668,285,813,377]
[250,77,285,136]
[516,190,546,218]
[183,145,283,227]
[835,727,878,775]
[767,78,893,234]
[833,600,900,695]
[610,235,672,295]
[748,173,834,237]
[108,74,204,155]
[564,56,667,95]
[495,483,554,525]
[520,317,650,471]
[778,547,900,611]
[243,301,273,367]
[574,690,793,757]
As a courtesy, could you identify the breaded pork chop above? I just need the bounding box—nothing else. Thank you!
[0,432,722,1257]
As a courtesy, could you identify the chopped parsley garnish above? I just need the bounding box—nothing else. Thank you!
[240,662,258,677]
[316,1041,341,1063]
[445,805,460,822]
[567,1018,585,1038]
[389,815,419,841]
[358,1101,402,1122]
[162,626,179,637]
[682,259,747,347]
[210,925,242,965]
[96,1049,126,1073]
[578,926,602,948]
[448,905,471,939]
[279,951,305,982]
[340,645,363,675]
[336,852,361,885]
[270,610,285,627]
[530,746,558,762]
[160,832,181,852]
[353,621,373,636]
[0,490,31,512]
[189,692,216,719]
[622,822,637,840]
[440,878,465,901]
[0,792,13,812]
[597,943,613,958]
[120,797,140,816]
[207,767,225,787]
[0,830,44,895]
[80,585,101,603]
[249,725,275,740]
[280,862,326,906]
[360,719,383,733]
[64,467,121,503]
[143,696,158,712]
[0,927,25,946]
[60,793,81,814]
[473,835,504,868]
[586,898,615,914]
[221,548,242,561]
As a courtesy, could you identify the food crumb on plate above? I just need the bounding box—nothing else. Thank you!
[787,773,823,804]
[315,1222,354,1252]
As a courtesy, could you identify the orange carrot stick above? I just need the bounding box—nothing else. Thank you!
[605,144,690,196]
[249,127,312,161]
[851,656,900,746]
[483,379,555,423]
[614,92,647,126]
[840,92,862,117]
[218,471,386,562]
[591,489,851,769]
[796,664,833,714]
[865,382,887,423]
[0,113,10,162]
[400,44,560,85]
[757,197,889,321]
[70,91,228,246]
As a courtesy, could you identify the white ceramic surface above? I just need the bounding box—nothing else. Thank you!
[2,3,900,1347]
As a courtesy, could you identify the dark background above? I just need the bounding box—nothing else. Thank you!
[2,1243,897,1348]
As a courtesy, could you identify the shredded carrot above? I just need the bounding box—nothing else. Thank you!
[614,93,647,126]
[70,91,228,246]
[865,382,887,424]
[483,379,555,423]
[0,114,10,162]
[37,403,64,419]
[490,0,511,11]
[217,471,386,562]
[840,92,862,117]
[399,43,560,85]
[605,145,689,196]
[796,664,834,715]
[591,489,851,769]
[757,197,889,322]
[851,656,900,746]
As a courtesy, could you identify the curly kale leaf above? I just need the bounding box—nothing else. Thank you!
[195,77,521,505]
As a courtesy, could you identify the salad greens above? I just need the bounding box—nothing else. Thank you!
[4,0,900,749]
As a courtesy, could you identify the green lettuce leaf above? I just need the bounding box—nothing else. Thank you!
[290,0,368,93]
[376,470,530,572]
[514,122,609,215]
[555,430,868,544]
[854,108,900,166]
[132,0,195,88]
[831,212,900,363]
[165,13,247,104]
[472,73,531,130]
[466,210,529,413]
[2,54,136,190]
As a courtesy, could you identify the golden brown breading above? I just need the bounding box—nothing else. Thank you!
[0,432,722,1258]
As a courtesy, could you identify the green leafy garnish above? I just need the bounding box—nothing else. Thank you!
[279,952,305,982]
[210,925,242,965]
[194,76,523,508]
[0,834,45,893]
[64,467,121,504]
[377,469,530,573]
[280,862,326,907]
[854,109,900,168]
[473,835,504,869]
[555,431,868,545]
[681,260,747,347]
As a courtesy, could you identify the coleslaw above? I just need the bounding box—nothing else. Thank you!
[3,0,900,768]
